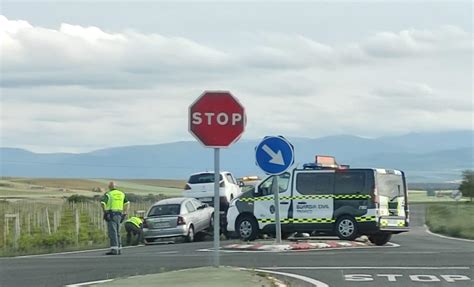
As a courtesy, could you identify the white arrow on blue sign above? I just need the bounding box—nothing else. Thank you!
[255,136,294,175]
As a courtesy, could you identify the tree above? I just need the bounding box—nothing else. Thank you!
[459,170,474,202]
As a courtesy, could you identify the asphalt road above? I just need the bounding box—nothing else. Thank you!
[1,204,472,287]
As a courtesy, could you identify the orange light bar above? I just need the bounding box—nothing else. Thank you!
[315,155,339,168]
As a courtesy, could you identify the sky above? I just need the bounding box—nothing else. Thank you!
[1,0,473,153]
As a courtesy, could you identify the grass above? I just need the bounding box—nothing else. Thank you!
[425,202,474,240]
[408,190,468,203]
[0,177,183,200]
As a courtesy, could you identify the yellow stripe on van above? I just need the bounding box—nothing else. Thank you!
[239,194,370,202]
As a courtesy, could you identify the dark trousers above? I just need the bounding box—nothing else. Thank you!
[125,222,143,245]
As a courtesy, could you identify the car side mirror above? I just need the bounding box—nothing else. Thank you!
[239,181,244,187]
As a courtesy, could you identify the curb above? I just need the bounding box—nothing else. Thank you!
[424,225,474,243]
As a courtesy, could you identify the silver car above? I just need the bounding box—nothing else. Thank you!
[143,197,214,244]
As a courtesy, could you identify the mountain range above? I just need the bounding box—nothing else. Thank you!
[1,131,472,182]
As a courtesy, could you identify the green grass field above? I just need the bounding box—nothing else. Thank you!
[425,202,474,240]
[408,190,468,203]
[0,178,184,200]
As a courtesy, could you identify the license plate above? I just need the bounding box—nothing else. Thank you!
[201,197,213,202]
[387,219,399,226]
[154,222,169,229]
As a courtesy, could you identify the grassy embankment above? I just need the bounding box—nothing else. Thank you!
[425,202,474,240]
[0,177,184,256]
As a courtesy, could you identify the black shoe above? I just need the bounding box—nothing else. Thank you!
[105,251,118,255]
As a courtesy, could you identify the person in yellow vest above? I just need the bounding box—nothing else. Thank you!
[124,215,144,246]
[101,181,129,255]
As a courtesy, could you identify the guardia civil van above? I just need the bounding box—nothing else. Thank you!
[226,156,409,245]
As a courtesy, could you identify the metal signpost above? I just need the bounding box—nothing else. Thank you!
[189,91,246,267]
[255,136,294,244]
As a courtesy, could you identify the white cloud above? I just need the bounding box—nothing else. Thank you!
[0,15,472,152]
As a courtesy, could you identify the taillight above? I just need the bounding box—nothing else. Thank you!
[184,184,191,190]
[220,181,225,188]
[177,216,186,225]
[373,187,379,204]
[143,219,148,228]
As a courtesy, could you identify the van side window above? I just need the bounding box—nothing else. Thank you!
[296,173,334,195]
[335,172,366,195]
[257,173,290,196]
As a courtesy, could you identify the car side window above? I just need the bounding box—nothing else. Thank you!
[226,173,236,185]
[191,199,202,209]
[185,201,196,213]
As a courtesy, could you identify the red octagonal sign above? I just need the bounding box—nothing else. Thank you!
[189,91,246,148]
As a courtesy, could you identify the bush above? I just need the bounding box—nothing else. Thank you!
[67,194,93,203]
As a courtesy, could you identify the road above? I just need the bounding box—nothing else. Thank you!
[1,204,472,287]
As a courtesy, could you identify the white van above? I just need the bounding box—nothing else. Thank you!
[226,156,409,245]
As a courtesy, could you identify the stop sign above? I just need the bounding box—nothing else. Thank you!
[189,91,246,148]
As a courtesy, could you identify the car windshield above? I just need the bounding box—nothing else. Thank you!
[188,173,223,184]
[148,204,181,216]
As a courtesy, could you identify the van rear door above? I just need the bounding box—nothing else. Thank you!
[376,170,409,231]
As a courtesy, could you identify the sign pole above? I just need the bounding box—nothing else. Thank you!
[213,148,220,267]
[272,175,282,244]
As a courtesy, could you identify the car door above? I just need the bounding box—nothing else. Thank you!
[253,172,291,230]
[184,200,200,231]
[292,171,335,230]
[191,199,208,231]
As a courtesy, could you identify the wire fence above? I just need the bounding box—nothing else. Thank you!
[0,200,151,255]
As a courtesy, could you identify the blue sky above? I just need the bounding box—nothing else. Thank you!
[1,1,472,152]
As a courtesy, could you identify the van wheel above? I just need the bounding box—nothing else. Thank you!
[237,215,258,241]
[368,232,392,246]
[335,216,358,241]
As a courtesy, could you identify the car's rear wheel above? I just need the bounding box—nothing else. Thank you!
[335,216,358,241]
[185,226,194,243]
[368,232,392,246]
[237,215,258,241]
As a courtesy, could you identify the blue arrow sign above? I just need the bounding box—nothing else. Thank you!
[255,136,294,175]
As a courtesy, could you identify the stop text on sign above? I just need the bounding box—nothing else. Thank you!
[188,91,245,148]
[191,112,243,126]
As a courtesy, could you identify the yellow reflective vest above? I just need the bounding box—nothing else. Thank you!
[126,216,143,228]
[101,189,128,212]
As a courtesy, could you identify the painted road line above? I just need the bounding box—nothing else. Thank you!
[156,251,179,254]
[65,279,113,287]
[424,225,474,243]
[244,268,329,287]
[9,245,144,259]
[264,266,471,270]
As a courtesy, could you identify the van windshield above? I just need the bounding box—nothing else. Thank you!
[377,173,405,200]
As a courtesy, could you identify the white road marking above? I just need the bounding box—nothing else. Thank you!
[264,266,471,270]
[424,225,474,243]
[64,279,113,287]
[10,245,143,259]
[157,251,179,254]
[245,268,329,287]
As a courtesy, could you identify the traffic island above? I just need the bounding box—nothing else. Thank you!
[221,237,394,252]
[84,267,286,287]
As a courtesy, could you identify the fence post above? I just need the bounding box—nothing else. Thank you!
[44,208,51,235]
[14,214,20,249]
[75,208,80,246]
